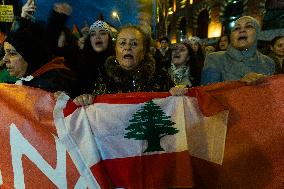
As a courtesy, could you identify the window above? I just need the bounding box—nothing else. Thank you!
[197,9,209,38]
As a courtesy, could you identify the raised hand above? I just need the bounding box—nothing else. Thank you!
[53,2,72,16]
[80,21,90,37]
[240,72,267,85]
[21,0,36,19]
[169,86,188,96]
[73,94,94,106]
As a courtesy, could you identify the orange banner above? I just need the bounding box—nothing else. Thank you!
[0,84,81,188]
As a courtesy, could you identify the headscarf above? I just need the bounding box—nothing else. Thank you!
[188,36,201,45]
[229,16,261,57]
[232,16,260,39]
[89,20,113,36]
[5,30,52,76]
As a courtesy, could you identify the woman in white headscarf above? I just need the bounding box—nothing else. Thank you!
[201,16,275,85]
[76,20,115,95]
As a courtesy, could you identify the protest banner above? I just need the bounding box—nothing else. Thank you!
[0,5,14,22]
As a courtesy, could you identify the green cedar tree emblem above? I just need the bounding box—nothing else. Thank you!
[124,100,179,153]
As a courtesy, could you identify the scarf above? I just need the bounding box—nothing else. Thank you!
[169,64,192,87]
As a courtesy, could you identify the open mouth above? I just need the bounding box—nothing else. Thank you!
[95,41,103,45]
[238,36,247,41]
[123,54,134,59]
[173,55,180,58]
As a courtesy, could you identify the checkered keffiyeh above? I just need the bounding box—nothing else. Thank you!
[89,20,112,35]
[189,36,201,45]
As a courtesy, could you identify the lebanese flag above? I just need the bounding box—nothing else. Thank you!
[54,91,228,189]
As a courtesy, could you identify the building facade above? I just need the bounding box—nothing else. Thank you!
[156,0,284,43]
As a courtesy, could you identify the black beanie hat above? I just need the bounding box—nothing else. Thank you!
[5,30,52,76]
[159,36,169,43]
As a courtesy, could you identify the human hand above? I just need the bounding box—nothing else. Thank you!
[53,2,72,15]
[240,72,267,85]
[169,85,188,96]
[73,94,94,106]
[57,31,66,48]
[81,21,90,37]
[21,0,36,20]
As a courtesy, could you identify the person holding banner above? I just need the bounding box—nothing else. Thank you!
[73,25,174,106]
[170,16,275,96]
[168,42,198,87]
[201,16,275,85]
[2,29,77,95]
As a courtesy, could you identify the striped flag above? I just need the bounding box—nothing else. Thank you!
[54,91,228,188]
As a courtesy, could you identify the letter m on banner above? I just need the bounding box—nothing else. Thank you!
[10,124,68,188]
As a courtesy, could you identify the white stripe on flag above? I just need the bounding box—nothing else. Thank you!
[85,96,188,160]
[184,97,228,164]
[54,92,102,189]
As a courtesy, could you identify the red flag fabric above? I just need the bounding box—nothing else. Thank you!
[191,75,284,189]
[54,90,228,188]
[0,75,283,188]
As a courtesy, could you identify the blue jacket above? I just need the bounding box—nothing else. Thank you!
[201,45,275,85]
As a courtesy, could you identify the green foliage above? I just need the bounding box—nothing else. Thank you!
[125,100,178,152]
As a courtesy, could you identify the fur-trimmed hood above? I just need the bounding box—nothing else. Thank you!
[105,55,156,84]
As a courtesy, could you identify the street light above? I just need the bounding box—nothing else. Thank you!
[112,11,122,27]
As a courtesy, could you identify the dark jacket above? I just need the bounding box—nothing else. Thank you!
[22,57,77,97]
[154,48,172,71]
[90,56,174,95]
[268,52,283,74]
[46,10,80,71]
[76,35,115,95]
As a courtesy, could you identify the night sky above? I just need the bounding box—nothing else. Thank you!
[21,0,139,29]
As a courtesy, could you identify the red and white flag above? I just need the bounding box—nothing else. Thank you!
[54,91,228,189]
[1,75,283,188]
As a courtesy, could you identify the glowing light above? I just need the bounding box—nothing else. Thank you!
[112,11,122,26]
[112,11,118,17]
[171,35,177,44]
[229,21,235,28]
[189,0,193,5]
[208,21,222,38]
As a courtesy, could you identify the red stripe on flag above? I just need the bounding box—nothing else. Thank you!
[91,151,194,189]
[89,161,113,189]
[93,92,171,104]
[63,100,79,117]
[63,90,227,118]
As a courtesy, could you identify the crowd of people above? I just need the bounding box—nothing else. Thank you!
[0,1,283,105]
